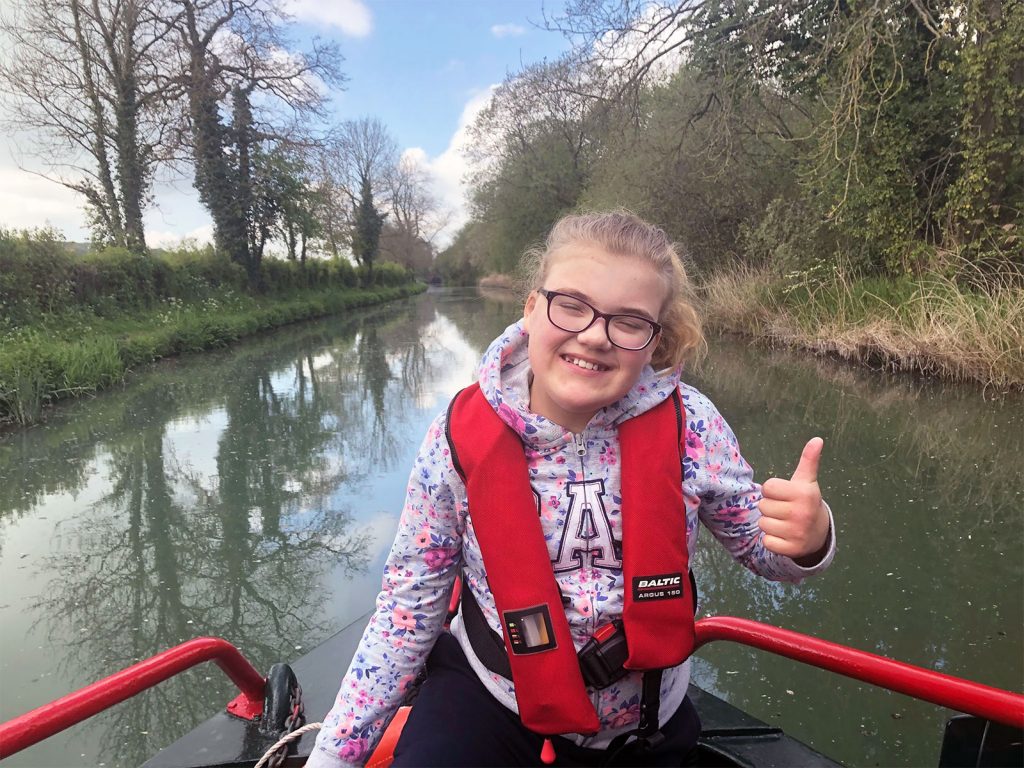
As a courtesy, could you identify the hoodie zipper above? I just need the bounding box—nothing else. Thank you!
[571,429,601,722]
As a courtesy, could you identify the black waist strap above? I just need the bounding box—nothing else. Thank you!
[460,577,515,679]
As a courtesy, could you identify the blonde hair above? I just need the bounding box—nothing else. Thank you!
[522,210,704,370]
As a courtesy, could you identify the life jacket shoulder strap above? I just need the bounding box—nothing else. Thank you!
[444,385,467,481]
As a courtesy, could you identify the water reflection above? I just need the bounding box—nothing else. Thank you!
[1,294,1020,768]
[0,290,510,766]
[686,336,1023,765]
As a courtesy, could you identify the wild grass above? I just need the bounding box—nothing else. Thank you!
[699,262,1024,391]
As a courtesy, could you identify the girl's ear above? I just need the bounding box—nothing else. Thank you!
[523,290,539,321]
[645,329,663,365]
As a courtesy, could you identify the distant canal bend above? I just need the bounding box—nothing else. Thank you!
[0,288,1020,767]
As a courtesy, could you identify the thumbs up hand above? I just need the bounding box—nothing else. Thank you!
[757,437,830,563]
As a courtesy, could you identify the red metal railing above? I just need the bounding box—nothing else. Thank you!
[0,637,265,759]
[3,620,1022,760]
[693,617,1024,728]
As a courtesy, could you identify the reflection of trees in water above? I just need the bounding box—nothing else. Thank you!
[3,289,521,765]
[0,427,96,557]
[11,296,469,765]
[431,288,522,356]
[688,336,1023,641]
[357,325,399,468]
[691,542,822,622]
[33,376,371,765]
[0,298,434,530]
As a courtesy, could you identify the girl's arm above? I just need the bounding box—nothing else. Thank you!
[306,413,465,767]
[681,386,835,583]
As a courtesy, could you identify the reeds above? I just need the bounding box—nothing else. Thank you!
[478,273,518,291]
[699,262,1024,391]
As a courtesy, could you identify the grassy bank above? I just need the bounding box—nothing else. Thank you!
[699,264,1024,391]
[1,284,427,428]
[1,229,426,427]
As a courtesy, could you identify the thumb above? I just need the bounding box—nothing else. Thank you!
[790,437,823,484]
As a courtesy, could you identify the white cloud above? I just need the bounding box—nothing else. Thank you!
[0,165,87,239]
[0,162,214,247]
[147,223,215,250]
[491,23,526,38]
[403,87,496,249]
[285,0,372,37]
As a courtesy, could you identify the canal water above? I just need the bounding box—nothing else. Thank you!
[1,288,1021,767]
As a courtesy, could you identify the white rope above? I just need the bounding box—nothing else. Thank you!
[254,721,323,768]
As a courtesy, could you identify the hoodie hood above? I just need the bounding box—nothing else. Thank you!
[477,320,682,448]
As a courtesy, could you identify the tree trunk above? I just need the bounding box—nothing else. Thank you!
[71,0,126,246]
[181,0,251,280]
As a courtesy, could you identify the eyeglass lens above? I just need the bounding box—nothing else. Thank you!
[546,293,655,349]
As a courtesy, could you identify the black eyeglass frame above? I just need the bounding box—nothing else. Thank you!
[537,288,662,351]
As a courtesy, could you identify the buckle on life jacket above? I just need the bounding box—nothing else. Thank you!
[577,620,629,689]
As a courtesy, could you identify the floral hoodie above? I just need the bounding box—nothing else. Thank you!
[308,321,835,767]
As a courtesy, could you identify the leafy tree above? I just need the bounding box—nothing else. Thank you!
[435,222,485,285]
[169,0,343,287]
[582,67,803,272]
[464,0,1023,281]
[944,0,1024,247]
[465,57,608,274]
[267,147,324,264]
[351,176,387,275]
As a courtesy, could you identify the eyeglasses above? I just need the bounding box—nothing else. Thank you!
[538,289,661,351]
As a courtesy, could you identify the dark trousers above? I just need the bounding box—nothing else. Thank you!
[391,633,700,767]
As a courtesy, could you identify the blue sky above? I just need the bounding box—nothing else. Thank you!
[327,1,567,158]
[0,0,571,248]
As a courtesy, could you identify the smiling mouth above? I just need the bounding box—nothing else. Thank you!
[562,355,609,372]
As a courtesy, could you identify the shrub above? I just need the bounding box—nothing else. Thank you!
[359,261,412,287]
[0,228,77,323]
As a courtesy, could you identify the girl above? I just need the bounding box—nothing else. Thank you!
[308,211,834,767]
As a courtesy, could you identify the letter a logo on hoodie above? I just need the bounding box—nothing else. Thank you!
[552,480,622,572]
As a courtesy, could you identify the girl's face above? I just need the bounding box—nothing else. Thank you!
[523,243,668,433]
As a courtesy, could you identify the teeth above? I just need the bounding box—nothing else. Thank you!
[565,356,606,371]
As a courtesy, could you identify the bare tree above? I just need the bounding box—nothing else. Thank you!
[308,142,351,259]
[326,117,399,272]
[544,0,957,192]
[387,155,433,241]
[462,55,610,273]
[0,0,178,251]
[541,0,706,117]
[332,117,399,206]
[379,153,449,274]
[466,54,612,195]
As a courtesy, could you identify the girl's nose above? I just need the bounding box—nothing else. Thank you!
[576,317,612,348]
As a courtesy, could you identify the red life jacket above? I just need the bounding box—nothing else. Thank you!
[446,383,695,736]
